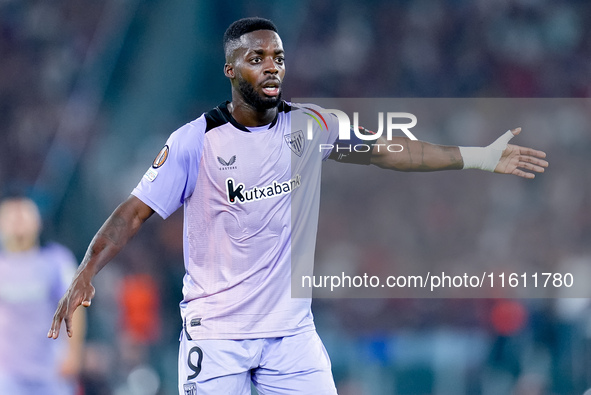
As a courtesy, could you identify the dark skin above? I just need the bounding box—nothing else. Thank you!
[371,127,547,177]
[49,29,548,339]
[48,195,153,338]
[224,30,286,126]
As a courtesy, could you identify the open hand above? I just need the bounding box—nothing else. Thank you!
[48,274,94,339]
[494,128,548,179]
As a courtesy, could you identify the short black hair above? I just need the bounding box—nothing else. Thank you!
[223,17,278,59]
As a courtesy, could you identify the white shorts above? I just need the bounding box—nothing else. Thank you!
[178,329,337,395]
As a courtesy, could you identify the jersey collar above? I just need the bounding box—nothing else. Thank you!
[218,101,290,132]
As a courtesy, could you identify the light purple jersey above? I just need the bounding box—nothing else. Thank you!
[132,101,340,340]
[0,243,76,382]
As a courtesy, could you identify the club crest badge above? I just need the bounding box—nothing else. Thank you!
[183,383,196,395]
[285,130,305,157]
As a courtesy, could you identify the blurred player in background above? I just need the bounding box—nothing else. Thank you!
[0,196,85,395]
[49,17,547,394]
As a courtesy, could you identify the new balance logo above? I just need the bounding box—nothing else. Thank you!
[226,175,302,204]
[217,155,237,170]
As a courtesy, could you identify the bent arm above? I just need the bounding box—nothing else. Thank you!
[82,195,154,276]
[48,195,154,339]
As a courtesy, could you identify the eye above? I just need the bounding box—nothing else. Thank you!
[275,56,285,65]
[250,57,262,64]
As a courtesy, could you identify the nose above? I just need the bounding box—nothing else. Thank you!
[263,57,278,74]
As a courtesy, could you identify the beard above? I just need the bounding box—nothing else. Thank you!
[238,79,282,111]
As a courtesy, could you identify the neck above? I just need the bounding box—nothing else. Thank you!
[228,95,278,127]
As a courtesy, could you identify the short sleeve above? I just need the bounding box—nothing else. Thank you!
[132,119,205,219]
[294,103,341,161]
[328,125,377,165]
[297,103,375,164]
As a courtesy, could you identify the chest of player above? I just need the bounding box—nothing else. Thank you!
[202,126,301,188]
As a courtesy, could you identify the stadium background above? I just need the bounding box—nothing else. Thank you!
[1,0,590,394]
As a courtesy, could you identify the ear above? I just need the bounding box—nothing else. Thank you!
[224,63,235,79]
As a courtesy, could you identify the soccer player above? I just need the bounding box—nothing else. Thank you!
[48,17,548,394]
[0,196,85,395]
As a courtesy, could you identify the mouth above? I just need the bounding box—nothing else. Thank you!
[261,80,281,97]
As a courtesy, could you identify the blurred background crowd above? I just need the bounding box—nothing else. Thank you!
[1,0,590,394]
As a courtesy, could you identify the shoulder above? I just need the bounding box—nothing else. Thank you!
[289,102,339,139]
[203,103,231,132]
[289,101,323,114]
[162,115,208,162]
[171,115,207,141]
[289,102,334,123]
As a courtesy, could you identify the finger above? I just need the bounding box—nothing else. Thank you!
[522,157,549,168]
[518,162,546,173]
[48,309,64,339]
[510,127,522,136]
[517,153,549,168]
[48,323,59,339]
[64,312,74,338]
[519,146,547,160]
[491,130,516,149]
[513,168,536,179]
[82,286,95,308]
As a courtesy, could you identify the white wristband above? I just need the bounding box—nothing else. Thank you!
[459,130,515,172]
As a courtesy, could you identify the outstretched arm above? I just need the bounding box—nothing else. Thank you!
[48,195,154,339]
[370,128,548,178]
